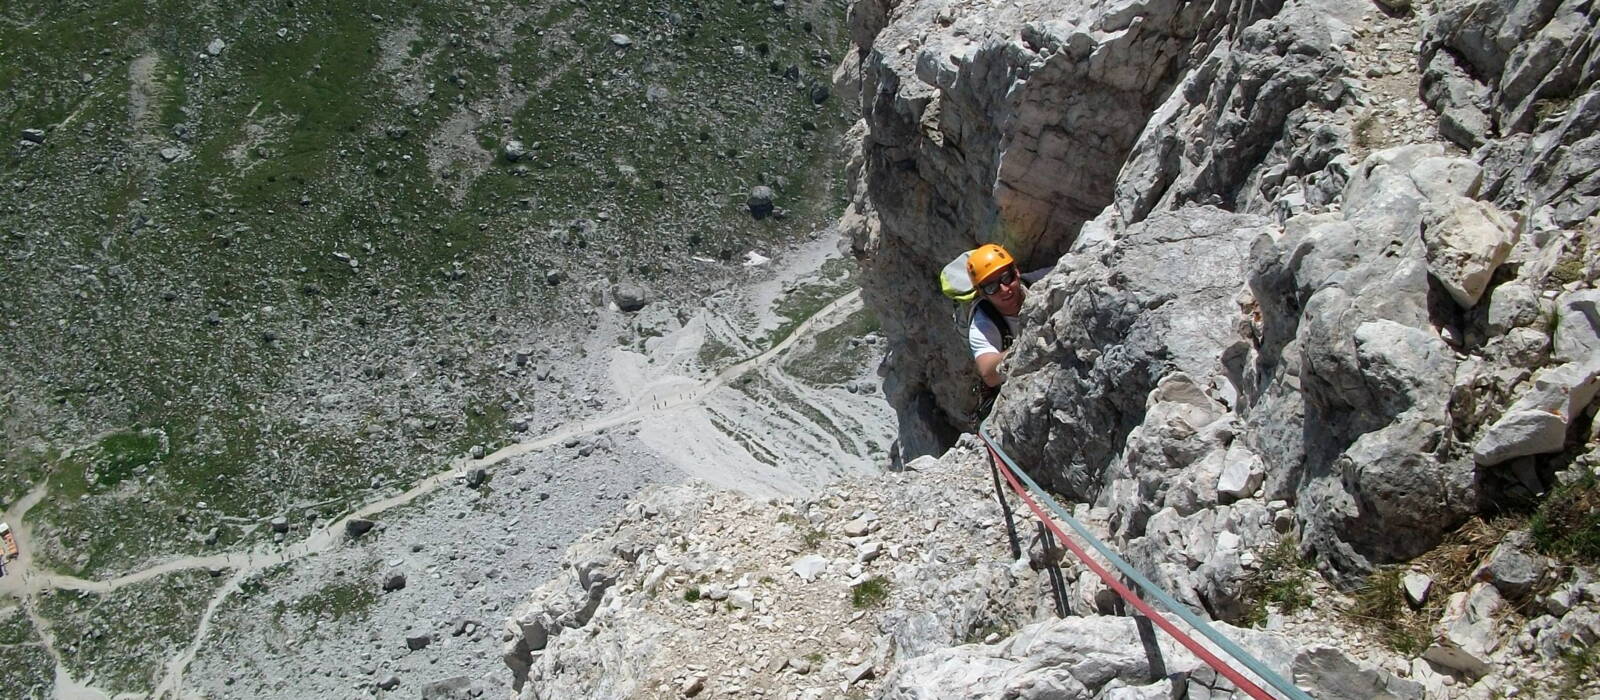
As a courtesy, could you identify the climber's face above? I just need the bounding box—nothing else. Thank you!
[982,266,1023,316]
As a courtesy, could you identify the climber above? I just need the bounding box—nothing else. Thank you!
[965,243,1045,388]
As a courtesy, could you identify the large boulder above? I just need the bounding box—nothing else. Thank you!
[992,206,1271,502]
[1233,145,1482,578]
[1471,530,1553,600]
[613,282,651,312]
[1421,197,1517,308]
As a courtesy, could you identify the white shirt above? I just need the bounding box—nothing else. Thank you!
[966,266,1051,359]
[968,306,1019,359]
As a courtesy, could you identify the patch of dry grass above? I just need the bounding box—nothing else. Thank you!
[1532,470,1600,563]
[1343,516,1533,656]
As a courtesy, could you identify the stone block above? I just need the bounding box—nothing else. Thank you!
[1422,583,1504,678]
[1422,197,1517,308]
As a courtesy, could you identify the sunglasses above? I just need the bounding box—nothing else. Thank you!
[980,268,1018,295]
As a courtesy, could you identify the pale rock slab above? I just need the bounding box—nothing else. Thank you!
[791,555,829,582]
[1403,572,1433,609]
[1216,442,1266,501]
[1485,282,1543,333]
[1474,409,1572,466]
[1552,289,1600,364]
[1292,645,1425,699]
[856,541,884,564]
[841,516,875,537]
[1423,583,1506,678]
[1421,197,1518,308]
[1474,361,1600,465]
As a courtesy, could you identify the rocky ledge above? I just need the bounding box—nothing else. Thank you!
[501,444,1435,699]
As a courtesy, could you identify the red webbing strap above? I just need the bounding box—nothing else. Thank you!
[986,445,1277,700]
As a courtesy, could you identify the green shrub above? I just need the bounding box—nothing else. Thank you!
[1239,537,1313,627]
[1532,471,1600,563]
[1550,258,1585,285]
[1559,643,1600,695]
[851,576,889,609]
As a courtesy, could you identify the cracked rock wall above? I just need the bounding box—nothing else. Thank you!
[845,0,1600,586]
[845,0,1366,457]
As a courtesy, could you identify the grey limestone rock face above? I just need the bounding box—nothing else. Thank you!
[845,0,1360,458]
[990,206,1270,503]
[1425,0,1600,226]
[844,0,1589,593]
[1421,50,1494,149]
[1423,0,1598,134]
[1113,0,1361,224]
[1224,145,1492,578]
[985,140,1509,586]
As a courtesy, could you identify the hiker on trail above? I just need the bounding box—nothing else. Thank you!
[964,243,1047,388]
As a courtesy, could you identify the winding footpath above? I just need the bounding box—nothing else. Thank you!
[2,290,864,699]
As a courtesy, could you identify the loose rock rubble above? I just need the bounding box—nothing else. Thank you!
[504,443,1039,698]
[504,442,1435,698]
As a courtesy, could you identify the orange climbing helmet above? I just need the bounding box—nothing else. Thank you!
[965,243,1015,286]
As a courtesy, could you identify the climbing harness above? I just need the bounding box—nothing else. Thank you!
[968,299,1011,424]
[977,418,1313,700]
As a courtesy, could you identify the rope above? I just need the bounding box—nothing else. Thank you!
[978,424,1312,700]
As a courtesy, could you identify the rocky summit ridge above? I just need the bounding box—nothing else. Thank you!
[504,0,1600,697]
